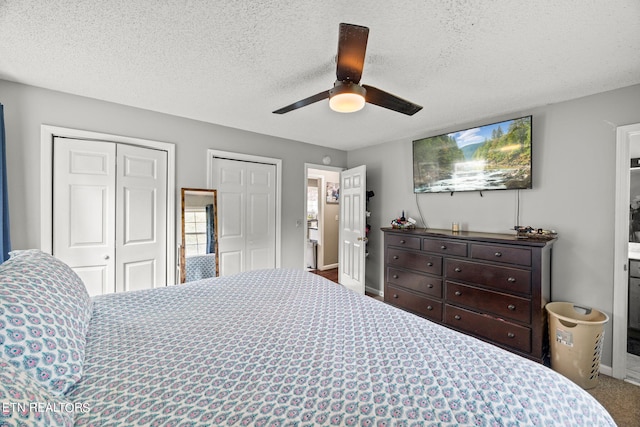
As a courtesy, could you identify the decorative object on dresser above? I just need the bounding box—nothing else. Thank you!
[382,227,555,363]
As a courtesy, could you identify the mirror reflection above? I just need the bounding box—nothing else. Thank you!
[180,188,218,283]
[631,167,640,243]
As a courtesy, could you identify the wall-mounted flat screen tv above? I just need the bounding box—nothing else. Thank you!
[413,115,532,193]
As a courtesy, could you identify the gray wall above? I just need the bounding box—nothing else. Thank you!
[0,79,347,269]
[4,77,640,366]
[348,83,640,366]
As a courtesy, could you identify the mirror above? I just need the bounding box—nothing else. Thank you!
[180,188,218,283]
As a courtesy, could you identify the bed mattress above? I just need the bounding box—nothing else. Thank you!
[67,269,615,426]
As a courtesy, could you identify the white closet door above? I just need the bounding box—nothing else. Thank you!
[53,138,168,296]
[211,158,276,276]
[115,144,167,292]
[246,163,276,271]
[53,138,116,295]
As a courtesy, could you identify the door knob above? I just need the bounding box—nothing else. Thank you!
[104,255,110,260]
[357,237,369,242]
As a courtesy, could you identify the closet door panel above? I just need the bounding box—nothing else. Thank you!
[53,137,116,296]
[116,144,167,293]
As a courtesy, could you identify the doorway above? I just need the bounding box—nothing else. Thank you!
[304,164,343,273]
[613,122,640,382]
[303,163,368,295]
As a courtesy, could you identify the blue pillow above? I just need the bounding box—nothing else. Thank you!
[0,359,75,426]
[0,250,92,395]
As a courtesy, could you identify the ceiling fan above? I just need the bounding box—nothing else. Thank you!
[273,23,422,116]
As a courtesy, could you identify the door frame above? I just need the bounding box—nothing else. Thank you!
[207,149,282,268]
[40,125,177,286]
[303,163,345,271]
[613,122,640,378]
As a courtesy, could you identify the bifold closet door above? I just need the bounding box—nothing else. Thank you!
[210,157,276,276]
[53,137,167,295]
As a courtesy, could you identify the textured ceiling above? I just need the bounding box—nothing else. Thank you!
[1,1,639,151]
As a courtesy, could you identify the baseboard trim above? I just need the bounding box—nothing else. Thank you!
[319,264,338,271]
[365,285,382,297]
[600,364,612,376]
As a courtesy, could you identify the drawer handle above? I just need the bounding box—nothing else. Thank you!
[426,305,433,311]
[393,255,399,260]
[440,245,447,250]
[454,291,462,296]
[454,315,461,320]
[393,294,399,299]
[507,304,516,311]
[507,277,516,283]
[400,239,406,244]
[427,283,433,289]
[392,274,399,279]
[494,252,502,257]
[427,262,433,267]
[454,267,462,273]
[507,332,515,338]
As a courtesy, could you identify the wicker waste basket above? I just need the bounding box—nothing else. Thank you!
[546,302,609,389]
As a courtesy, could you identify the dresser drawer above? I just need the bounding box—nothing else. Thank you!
[471,244,531,266]
[445,305,531,353]
[387,248,442,275]
[422,238,468,257]
[386,285,442,321]
[387,267,442,298]
[446,281,531,324]
[386,234,421,250]
[445,259,531,294]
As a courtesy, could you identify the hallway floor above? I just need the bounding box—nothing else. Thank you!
[309,268,383,301]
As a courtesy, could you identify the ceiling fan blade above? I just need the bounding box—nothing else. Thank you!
[362,85,422,116]
[336,23,369,84]
[272,90,330,114]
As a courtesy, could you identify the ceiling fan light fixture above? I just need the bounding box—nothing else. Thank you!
[329,81,366,113]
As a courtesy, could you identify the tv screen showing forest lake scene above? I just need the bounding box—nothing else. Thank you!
[413,116,532,193]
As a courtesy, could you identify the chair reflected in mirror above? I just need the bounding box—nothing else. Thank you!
[180,188,218,283]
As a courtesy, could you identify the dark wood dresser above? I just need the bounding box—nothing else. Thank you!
[382,227,555,363]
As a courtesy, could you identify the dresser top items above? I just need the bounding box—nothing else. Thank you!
[381,227,556,248]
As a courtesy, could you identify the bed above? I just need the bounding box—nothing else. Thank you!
[1,250,616,426]
[185,253,217,282]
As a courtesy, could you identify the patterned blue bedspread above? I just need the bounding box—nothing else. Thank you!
[67,269,615,426]
[185,253,216,282]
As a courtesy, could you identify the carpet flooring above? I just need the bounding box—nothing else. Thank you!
[587,375,640,427]
[310,268,640,425]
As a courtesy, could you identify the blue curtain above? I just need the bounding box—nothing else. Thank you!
[0,103,11,262]
[205,204,215,254]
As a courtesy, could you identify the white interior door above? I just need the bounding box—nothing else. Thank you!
[211,157,276,276]
[116,144,167,292]
[339,165,366,294]
[53,138,168,296]
[53,138,116,295]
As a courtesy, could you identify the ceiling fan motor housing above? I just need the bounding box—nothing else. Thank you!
[330,80,366,98]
